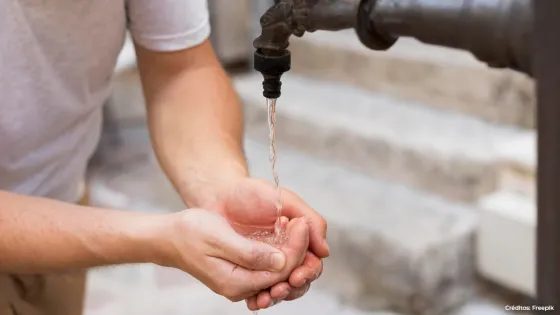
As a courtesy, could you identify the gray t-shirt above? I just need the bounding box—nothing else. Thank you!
[0,0,211,202]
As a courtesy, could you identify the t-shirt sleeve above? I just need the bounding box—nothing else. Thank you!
[126,0,211,52]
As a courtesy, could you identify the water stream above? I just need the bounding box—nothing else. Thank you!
[250,98,284,315]
[267,98,283,236]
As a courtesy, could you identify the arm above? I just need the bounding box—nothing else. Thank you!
[135,40,248,208]
[0,190,163,273]
[0,190,305,301]
[135,36,329,308]
[129,2,327,307]
[135,38,329,256]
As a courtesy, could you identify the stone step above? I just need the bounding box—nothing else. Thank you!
[477,190,535,298]
[289,30,535,129]
[494,133,535,199]
[88,130,477,315]
[234,72,530,203]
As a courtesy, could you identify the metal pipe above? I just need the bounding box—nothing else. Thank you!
[362,0,533,75]
[253,0,360,52]
[252,0,534,99]
[250,0,275,65]
[305,0,360,31]
[534,0,560,305]
[252,0,360,98]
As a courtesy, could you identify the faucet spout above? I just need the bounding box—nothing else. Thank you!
[253,0,361,99]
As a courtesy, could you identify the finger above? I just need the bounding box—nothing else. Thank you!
[281,218,310,268]
[257,290,272,309]
[272,216,290,238]
[227,217,310,293]
[280,216,289,231]
[288,251,323,287]
[269,282,292,300]
[281,190,330,258]
[204,256,266,301]
[246,297,259,311]
[284,283,311,301]
[210,225,287,272]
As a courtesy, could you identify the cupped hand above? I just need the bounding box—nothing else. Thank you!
[206,177,329,309]
[158,208,309,302]
[245,249,322,310]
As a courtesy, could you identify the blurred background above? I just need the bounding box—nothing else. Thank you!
[84,1,537,314]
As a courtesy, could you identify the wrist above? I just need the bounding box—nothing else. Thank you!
[116,213,173,266]
[180,159,249,210]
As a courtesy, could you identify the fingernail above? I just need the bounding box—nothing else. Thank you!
[270,252,286,272]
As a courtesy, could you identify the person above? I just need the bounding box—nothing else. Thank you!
[0,1,330,314]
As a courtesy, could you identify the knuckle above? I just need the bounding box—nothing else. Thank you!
[213,278,236,298]
[250,278,259,293]
[310,263,323,280]
[239,250,254,266]
[221,286,240,301]
[242,246,265,269]
[317,216,327,228]
[207,237,224,252]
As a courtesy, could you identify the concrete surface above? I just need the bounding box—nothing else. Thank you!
[235,72,531,203]
[289,30,535,128]
[494,134,536,200]
[477,191,536,297]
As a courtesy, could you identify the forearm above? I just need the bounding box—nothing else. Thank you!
[0,190,164,273]
[137,41,248,209]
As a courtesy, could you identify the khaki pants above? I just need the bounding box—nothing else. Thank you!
[0,194,89,315]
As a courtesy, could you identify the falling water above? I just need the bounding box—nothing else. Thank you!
[248,99,285,315]
[267,98,283,236]
[243,98,285,245]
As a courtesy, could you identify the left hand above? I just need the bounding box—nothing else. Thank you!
[199,177,329,310]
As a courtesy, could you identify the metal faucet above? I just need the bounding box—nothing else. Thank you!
[253,0,533,99]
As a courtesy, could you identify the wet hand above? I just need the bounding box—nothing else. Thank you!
[201,177,329,308]
[246,250,323,310]
[157,208,309,302]
[213,178,329,257]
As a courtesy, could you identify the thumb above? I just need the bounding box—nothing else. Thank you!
[226,217,311,301]
[212,228,287,272]
[279,217,309,267]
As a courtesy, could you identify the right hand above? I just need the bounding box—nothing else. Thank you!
[156,208,309,302]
